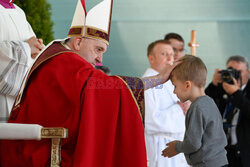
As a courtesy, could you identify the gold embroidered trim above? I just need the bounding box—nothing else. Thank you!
[85,26,109,45]
[114,76,142,120]
[41,127,68,167]
[41,128,68,138]
[85,25,108,34]
[51,138,61,167]
[68,26,84,37]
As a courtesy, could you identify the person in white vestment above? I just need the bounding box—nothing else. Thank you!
[0,0,44,122]
[143,40,189,167]
[164,33,185,61]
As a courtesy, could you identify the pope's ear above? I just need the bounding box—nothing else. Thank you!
[72,37,83,51]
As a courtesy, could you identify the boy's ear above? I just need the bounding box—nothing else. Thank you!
[185,80,192,90]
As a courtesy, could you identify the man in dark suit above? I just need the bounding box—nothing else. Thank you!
[205,55,250,167]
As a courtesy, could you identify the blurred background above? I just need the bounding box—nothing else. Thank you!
[27,0,250,84]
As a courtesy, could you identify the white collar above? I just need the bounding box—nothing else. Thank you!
[241,84,246,90]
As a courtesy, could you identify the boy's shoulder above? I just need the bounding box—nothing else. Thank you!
[190,95,220,117]
[192,96,214,108]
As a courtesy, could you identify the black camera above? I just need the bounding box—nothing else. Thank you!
[219,67,241,84]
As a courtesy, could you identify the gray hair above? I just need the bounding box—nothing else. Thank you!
[227,55,249,69]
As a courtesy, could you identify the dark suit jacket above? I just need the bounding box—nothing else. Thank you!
[205,79,250,167]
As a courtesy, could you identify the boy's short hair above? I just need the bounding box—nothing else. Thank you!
[147,40,171,57]
[171,54,207,87]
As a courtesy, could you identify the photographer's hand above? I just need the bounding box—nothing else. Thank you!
[222,78,240,95]
[212,69,222,86]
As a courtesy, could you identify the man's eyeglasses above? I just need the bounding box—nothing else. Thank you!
[173,48,185,53]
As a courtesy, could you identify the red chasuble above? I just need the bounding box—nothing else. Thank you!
[0,42,147,167]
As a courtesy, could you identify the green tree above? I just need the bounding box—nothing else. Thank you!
[15,0,54,44]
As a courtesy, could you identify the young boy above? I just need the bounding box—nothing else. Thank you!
[162,55,228,167]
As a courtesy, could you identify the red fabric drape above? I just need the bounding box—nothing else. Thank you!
[0,43,147,167]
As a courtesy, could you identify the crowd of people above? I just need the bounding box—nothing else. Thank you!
[0,0,249,167]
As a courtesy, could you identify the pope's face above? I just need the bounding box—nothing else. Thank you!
[77,38,107,67]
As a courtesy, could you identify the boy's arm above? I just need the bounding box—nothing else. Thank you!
[162,140,179,158]
[175,106,204,154]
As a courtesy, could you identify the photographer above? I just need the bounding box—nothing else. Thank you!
[205,55,250,167]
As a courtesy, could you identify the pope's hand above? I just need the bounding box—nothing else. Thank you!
[158,61,181,83]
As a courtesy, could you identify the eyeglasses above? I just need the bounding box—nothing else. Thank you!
[173,48,185,53]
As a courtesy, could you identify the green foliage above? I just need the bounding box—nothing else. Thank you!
[15,0,54,44]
